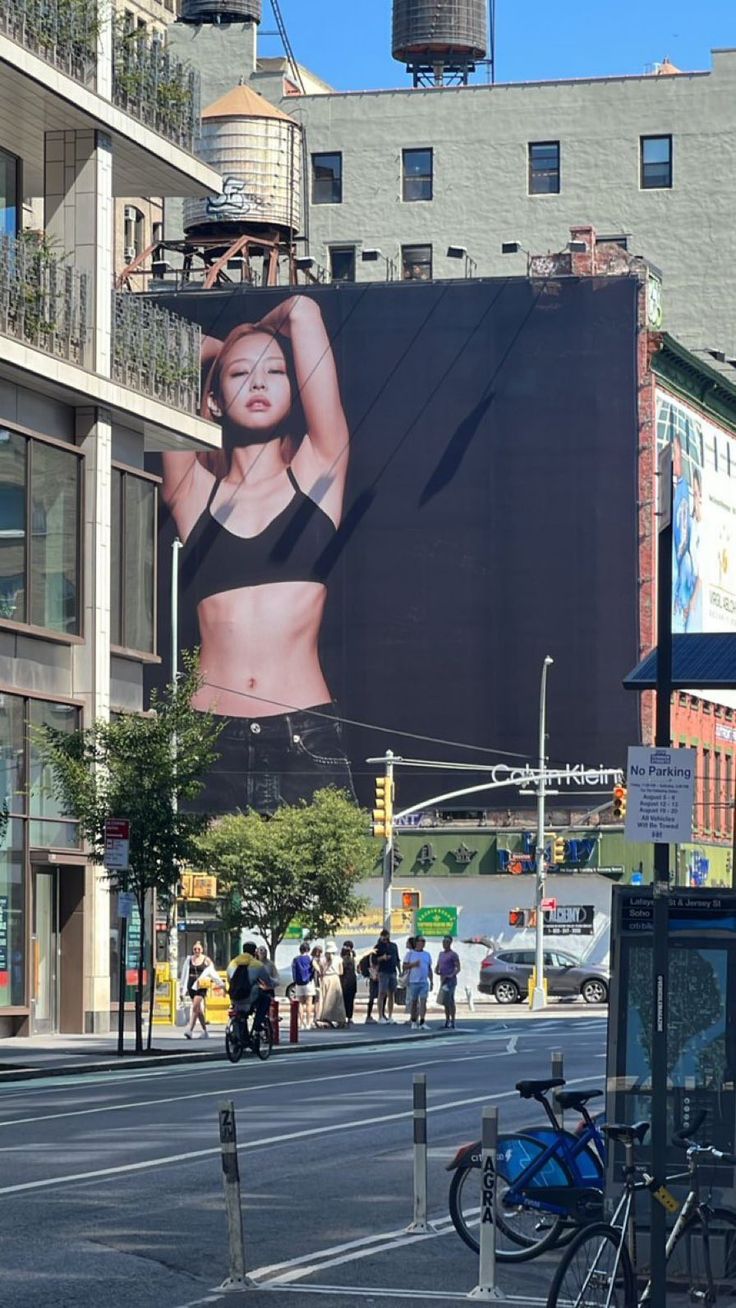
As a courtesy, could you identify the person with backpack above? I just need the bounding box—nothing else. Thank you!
[291,940,316,1030]
[357,950,379,1023]
[226,941,271,1031]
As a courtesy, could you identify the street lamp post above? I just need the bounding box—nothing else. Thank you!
[531,655,554,1012]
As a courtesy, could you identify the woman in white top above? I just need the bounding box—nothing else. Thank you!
[316,944,347,1028]
[179,941,222,1039]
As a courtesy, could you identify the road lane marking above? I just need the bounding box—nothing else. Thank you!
[0,1048,512,1129]
[0,1074,600,1196]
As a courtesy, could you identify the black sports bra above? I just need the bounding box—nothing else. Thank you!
[180,467,336,606]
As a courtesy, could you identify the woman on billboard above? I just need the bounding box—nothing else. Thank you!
[161,293,354,811]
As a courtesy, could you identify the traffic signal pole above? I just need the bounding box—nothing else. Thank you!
[531,656,554,1012]
[372,751,395,931]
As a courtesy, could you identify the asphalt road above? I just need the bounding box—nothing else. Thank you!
[0,1015,608,1308]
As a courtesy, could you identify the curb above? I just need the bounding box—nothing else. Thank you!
[0,1027,459,1084]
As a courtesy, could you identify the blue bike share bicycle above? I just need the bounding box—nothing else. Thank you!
[447,1076,606,1261]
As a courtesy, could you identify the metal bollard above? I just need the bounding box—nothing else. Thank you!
[269,998,279,1046]
[406,1073,430,1232]
[552,1048,564,1131]
[467,1106,503,1301]
[217,1100,254,1289]
[290,998,300,1043]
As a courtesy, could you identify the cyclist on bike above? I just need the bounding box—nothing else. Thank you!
[227,941,272,1031]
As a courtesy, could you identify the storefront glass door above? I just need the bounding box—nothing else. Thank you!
[33,869,58,1033]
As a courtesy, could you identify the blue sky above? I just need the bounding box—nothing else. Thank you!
[265,1,734,91]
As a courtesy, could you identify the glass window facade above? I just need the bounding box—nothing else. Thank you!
[0,694,80,1012]
[401,245,433,281]
[641,135,673,189]
[312,153,343,205]
[111,468,156,654]
[0,429,81,634]
[529,141,560,195]
[0,147,19,238]
[0,818,25,1008]
[402,149,433,202]
[329,246,356,282]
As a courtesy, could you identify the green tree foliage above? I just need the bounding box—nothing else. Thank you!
[39,654,222,1053]
[195,789,374,957]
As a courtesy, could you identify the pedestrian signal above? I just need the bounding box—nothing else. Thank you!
[401,889,420,910]
[612,785,627,821]
[508,908,526,928]
[373,775,394,838]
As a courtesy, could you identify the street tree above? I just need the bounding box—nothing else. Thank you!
[195,788,374,957]
[39,653,222,1053]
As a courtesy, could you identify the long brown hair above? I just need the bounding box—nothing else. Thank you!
[198,324,306,479]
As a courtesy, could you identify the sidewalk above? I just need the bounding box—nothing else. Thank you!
[0,998,606,1083]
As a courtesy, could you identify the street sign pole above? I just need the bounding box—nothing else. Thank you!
[117,914,127,1057]
[650,448,673,1308]
[382,750,395,932]
[531,656,554,1011]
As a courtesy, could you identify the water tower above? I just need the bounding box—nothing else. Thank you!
[183,84,302,243]
[392,0,492,86]
[179,0,261,22]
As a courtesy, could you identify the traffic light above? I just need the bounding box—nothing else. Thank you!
[553,835,566,865]
[508,908,526,928]
[391,846,404,873]
[373,775,394,838]
[612,784,628,821]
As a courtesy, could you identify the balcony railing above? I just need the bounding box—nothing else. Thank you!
[112,294,202,415]
[112,27,201,153]
[0,0,98,87]
[0,232,90,367]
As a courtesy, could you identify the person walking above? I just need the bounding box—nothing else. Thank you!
[316,943,347,1028]
[340,941,357,1026]
[291,940,316,1030]
[404,936,433,1030]
[179,940,223,1039]
[436,935,461,1028]
[373,928,400,1025]
[358,950,379,1023]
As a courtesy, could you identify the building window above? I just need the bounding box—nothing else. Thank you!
[641,135,672,189]
[528,141,560,195]
[329,246,356,282]
[703,747,712,831]
[0,146,19,238]
[123,205,145,263]
[402,244,432,281]
[402,148,433,202]
[0,428,81,635]
[28,699,80,848]
[111,468,157,654]
[311,153,342,205]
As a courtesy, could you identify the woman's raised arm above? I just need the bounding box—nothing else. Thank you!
[258,295,348,468]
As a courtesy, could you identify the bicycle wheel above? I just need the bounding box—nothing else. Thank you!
[225,1021,244,1064]
[665,1205,736,1302]
[255,1016,273,1062]
[547,1222,636,1308]
[449,1132,572,1261]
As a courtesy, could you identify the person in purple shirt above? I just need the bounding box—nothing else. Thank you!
[436,935,461,1029]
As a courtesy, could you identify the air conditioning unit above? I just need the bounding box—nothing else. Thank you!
[124,206,138,223]
[124,246,136,262]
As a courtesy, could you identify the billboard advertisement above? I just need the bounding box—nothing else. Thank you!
[657,389,736,636]
[148,277,640,814]
[657,388,736,706]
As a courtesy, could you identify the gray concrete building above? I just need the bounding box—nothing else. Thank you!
[165,16,736,359]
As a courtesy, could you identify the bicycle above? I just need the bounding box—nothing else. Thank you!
[224,1005,273,1063]
[448,1076,606,1261]
[546,1115,736,1307]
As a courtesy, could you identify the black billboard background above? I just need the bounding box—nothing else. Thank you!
[147,275,640,812]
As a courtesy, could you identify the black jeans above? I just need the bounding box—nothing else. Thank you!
[199,702,355,813]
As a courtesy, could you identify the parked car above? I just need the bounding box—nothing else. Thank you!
[479,948,609,1005]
